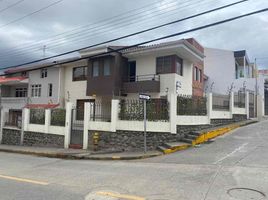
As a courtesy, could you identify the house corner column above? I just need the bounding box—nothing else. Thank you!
[230,92,234,116]
[111,99,119,132]
[45,109,51,133]
[207,93,213,121]
[64,102,73,149]
[169,93,177,134]
[83,102,90,150]
[245,91,250,119]
[0,108,5,144]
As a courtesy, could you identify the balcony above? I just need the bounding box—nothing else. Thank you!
[1,97,28,110]
[122,74,160,93]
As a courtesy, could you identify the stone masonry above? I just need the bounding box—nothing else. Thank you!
[2,128,21,145]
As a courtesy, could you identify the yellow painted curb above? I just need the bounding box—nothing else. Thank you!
[162,122,247,154]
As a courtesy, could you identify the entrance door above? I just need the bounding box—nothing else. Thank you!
[249,92,255,118]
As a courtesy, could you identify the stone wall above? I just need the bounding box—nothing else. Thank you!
[211,114,247,125]
[2,128,21,145]
[23,132,64,148]
[88,131,182,152]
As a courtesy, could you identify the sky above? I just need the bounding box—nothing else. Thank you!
[0,0,268,69]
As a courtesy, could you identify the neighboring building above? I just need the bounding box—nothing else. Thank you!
[204,48,261,94]
[204,47,265,118]
[258,69,268,115]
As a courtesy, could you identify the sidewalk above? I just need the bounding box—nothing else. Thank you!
[0,144,162,160]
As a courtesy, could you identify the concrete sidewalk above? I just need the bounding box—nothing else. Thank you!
[0,144,162,160]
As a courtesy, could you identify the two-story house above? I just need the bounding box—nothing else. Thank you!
[85,39,205,101]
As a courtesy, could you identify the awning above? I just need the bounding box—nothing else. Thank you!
[25,104,59,109]
[0,76,28,85]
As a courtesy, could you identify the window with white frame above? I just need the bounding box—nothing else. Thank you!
[41,68,47,78]
[15,88,27,97]
[31,84,41,97]
[48,83,53,97]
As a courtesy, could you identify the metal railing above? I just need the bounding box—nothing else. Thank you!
[234,92,245,108]
[177,95,207,116]
[212,93,230,111]
[51,109,66,126]
[89,100,112,122]
[124,74,160,82]
[30,109,45,125]
[119,98,169,121]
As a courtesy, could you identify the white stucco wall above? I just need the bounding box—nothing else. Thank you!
[204,47,236,94]
[28,66,61,105]
[62,60,90,106]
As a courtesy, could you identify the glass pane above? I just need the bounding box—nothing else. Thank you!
[93,61,99,77]
[104,59,110,76]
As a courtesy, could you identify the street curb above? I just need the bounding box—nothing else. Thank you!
[0,120,258,160]
[0,148,162,160]
[162,120,258,155]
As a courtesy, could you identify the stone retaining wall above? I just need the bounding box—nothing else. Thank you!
[2,128,21,145]
[88,131,182,152]
[23,132,64,148]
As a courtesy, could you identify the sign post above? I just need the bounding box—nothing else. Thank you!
[139,94,150,154]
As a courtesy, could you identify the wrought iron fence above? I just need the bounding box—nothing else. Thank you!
[177,95,207,116]
[119,98,169,121]
[89,100,112,122]
[212,93,230,111]
[30,109,45,124]
[51,109,66,126]
[234,92,245,108]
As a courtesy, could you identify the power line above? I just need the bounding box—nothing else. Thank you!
[0,0,25,14]
[0,0,249,68]
[0,0,64,29]
[0,0,199,58]
[2,6,267,74]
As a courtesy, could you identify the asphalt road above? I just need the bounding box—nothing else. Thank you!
[0,120,268,200]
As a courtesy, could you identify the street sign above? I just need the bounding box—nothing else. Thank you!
[139,94,151,100]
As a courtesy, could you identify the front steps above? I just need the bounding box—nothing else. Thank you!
[157,142,191,154]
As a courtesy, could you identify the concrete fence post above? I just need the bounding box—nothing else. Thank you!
[64,102,73,149]
[257,95,264,120]
[0,108,5,144]
[83,102,91,150]
[169,93,177,134]
[207,93,213,121]
[111,99,119,132]
[230,92,234,116]
[245,91,250,119]
[45,109,51,133]
[23,108,30,132]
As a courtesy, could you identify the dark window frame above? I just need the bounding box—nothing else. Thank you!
[156,55,183,75]
[103,58,111,76]
[92,61,100,77]
[15,88,27,97]
[40,68,47,78]
[48,83,53,97]
[72,66,87,81]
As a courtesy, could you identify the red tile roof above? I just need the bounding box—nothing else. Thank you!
[0,76,27,83]
[25,104,59,109]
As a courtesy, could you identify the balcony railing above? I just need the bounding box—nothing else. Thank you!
[123,74,160,93]
[124,74,160,82]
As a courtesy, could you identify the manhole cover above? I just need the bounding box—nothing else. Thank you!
[227,188,266,200]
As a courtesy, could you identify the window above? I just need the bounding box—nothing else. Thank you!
[15,88,27,97]
[31,84,41,97]
[199,69,202,82]
[93,61,99,77]
[103,59,111,76]
[41,68,47,78]
[73,66,87,81]
[21,71,27,77]
[48,84,53,97]
[194,66,199,81]
[156,56,172,74]
[176,57,183,76]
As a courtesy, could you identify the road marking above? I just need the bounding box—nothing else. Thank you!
[214,143,249,164]
[0,174,49,185]
[96,191,145,200]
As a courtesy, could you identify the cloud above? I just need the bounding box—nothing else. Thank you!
[0,0,268,68]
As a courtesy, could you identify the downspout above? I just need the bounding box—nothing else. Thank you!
[243,56,246,78]
[57,66,61,107]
